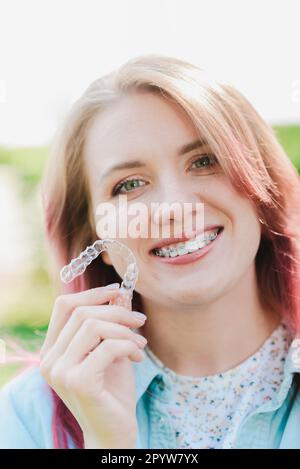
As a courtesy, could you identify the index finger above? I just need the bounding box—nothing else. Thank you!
[40,285,122,356]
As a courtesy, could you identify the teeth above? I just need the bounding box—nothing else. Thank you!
[177,244,189,256]
[153,228,220,258]
[169,248,177,257]
[185,241,199,252]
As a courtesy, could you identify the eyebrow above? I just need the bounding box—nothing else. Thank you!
[100,138,208,181]
[178,138,208,156]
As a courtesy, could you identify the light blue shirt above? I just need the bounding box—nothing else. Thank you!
[0,336,300,449]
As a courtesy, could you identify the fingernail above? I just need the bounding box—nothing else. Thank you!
[135,335,148,346]
[106,283,120,289]
[132,311,147,321]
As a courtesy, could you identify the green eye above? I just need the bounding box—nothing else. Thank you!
[191,154,217,169]
[112,178,145,196]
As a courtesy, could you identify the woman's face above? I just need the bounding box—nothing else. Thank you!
[84,91,262,309]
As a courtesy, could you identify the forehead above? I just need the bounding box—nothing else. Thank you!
[84,91,199,165]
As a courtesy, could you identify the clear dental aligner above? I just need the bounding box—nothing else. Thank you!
[60,239,138,306]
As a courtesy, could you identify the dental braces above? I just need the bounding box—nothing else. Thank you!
[60,239,138,307]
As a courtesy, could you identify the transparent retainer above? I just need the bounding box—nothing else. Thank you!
[60,239,138,309]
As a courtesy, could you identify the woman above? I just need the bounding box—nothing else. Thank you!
[0,54,300,449]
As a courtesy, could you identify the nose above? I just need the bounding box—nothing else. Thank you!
[151,179,204,237]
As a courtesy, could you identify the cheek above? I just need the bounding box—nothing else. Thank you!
[95,199,152,240]
[231,203,262,267]
[205,181,262,265]
[95,202,116,239]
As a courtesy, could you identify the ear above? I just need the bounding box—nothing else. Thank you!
[101,250,113,266]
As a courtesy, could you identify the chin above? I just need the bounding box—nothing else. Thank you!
[166,284,219,305]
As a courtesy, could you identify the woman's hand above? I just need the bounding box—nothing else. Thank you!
[39,285,148,449]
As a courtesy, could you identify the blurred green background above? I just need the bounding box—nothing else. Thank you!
[0,125,299,387]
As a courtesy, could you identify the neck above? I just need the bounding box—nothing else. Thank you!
[139,266,281,377]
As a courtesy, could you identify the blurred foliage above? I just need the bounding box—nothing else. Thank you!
[0,325,47,387]
[0,144,56,331]
[0,145,48,198]
[1,268,56,328]
[0,125,299,387]
[273,125,300,170]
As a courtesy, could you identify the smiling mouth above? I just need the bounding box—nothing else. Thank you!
[150,226,224,258]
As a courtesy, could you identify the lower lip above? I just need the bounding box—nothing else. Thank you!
[149,228,224,265]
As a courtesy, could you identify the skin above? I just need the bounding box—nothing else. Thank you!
[84,90,281,378]
[39,285,148,448]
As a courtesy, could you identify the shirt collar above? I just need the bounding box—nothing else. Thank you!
[132,349,164,403]
[132,328,300,404]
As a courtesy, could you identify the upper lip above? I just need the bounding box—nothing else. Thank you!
[149,225,223,252]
